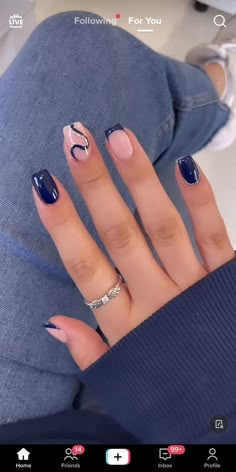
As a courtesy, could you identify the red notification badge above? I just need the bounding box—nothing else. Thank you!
[72,445,85,455]
[168,445,185,455]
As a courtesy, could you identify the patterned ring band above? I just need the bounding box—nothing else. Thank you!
[84,274,123,310]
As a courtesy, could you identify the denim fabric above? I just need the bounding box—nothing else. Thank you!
[0,11,229,424]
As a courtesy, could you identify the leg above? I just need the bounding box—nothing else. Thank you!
[0,11,229,424]
[201,63,226,98]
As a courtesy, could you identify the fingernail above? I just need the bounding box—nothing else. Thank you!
[63,122,91,161]
[177,155,200,185]
[32,169,59,204]
[43,321,67,343]
[105,123,133,160]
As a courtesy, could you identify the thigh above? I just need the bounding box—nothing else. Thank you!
[0,11,172,423]
[0,358,80,424]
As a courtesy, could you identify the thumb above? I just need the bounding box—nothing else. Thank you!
[44,316,109,370]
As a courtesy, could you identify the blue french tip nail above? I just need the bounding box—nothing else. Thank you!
[105,123,124,140]
[43,321,61,330]
[177,155,200,185]
[32,169,59,204]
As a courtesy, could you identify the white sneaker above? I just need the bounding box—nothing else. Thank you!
[186,15,236,150]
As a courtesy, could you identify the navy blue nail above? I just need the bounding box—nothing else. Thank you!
[32,169,59,204]
[105,123,124,140]
[177,156,200,185]
[43,321,61,330]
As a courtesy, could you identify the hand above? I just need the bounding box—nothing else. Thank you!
[32,122,235,370]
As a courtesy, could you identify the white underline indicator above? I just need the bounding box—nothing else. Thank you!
[137,29,154,32]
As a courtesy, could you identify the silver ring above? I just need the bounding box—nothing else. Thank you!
[84,275,123,310]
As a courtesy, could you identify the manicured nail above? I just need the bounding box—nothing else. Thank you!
[105,123,133,160]
[32,169,59,204]
[63,122,90,161]
[177,155,200,185]
[43,321,67,343]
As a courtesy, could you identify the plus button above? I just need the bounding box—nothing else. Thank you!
[114,453,122,461]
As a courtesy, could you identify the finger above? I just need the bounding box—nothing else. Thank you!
[105,125,206,289]
[63,122,180,313]
[32,170,131,343]
[175,156,235,271]
[44,316,109,370]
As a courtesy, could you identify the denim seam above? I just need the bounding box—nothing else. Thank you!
[172,94,220,111]
[146,113,175,165]
[150,113,174,152]
[217,101,231,113]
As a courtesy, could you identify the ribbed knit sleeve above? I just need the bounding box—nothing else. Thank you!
[81,258,236,443]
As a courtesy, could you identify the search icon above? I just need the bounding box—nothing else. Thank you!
[213,15,226,28]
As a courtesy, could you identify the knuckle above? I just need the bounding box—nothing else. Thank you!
[194,187,215,209]
[197,225,228,251]
[80,172,107,189]
[146,216,182,244]
[102,221,135,250]
[47,201,74,232]
[66,254,97,283]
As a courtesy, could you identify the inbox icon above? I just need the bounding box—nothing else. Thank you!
[159,448,171,461]
[106,449,131,465]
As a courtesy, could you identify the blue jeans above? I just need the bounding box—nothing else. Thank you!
[0,11,229,425]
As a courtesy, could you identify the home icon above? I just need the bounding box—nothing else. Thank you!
[17,448,30,461]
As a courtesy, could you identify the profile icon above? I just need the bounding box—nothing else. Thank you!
[207,448,218,461]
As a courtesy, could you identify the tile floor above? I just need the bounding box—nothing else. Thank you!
[2,0,236,246]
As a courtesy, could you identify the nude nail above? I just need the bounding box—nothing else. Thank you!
[63,122,91,161]
[105,123,133,160]
[43,321,67,343]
